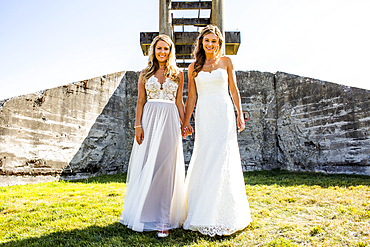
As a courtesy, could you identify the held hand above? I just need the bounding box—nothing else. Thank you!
[181,122,194,137]
[237,114,245,133]
[135,127,144,145]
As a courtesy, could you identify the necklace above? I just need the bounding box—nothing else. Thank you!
[205,58,217,68]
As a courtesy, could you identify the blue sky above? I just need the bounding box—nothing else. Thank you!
[1,0,369,100]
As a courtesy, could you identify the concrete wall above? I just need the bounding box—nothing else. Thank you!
[275,72,370,174]
[236,71,278,171]
[1,70,369,185]
[0,71,136,186]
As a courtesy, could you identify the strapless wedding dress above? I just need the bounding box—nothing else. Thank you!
[183,68,252,236]
[118,75,185,232]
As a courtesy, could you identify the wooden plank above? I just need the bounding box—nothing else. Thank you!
[171,1,212,10]
[176,54,193,59]
[177,62,192,68]
[225,44,240,55]
[225,31,241,44]
[140,32,159,44]
[175,45,193,55]
[174,32,198,44]
[172,18,210,26]
[174,31,241,44]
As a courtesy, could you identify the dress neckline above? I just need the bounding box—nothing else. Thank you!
[151,75,169,90]
[199,67,227,74]
[152,75,168,84]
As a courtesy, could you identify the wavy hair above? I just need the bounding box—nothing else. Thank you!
[193,25,224,77]
[142,34,180,83]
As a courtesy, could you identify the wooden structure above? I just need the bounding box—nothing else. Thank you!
[140,0,241,68]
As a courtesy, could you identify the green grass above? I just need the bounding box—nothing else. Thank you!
[1,169,369,246]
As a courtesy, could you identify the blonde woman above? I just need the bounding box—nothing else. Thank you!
[119,35,185,238]
[182,25,252,236]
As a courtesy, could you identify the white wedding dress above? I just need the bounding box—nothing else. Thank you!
[118,75,185,232]
[183,68,252,236]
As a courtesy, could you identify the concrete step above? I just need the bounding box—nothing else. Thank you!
[172,18,210,26]
[171,1,212,10]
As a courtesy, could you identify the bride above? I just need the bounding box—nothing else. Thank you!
[181,25,252,237]
[118,35,185,238]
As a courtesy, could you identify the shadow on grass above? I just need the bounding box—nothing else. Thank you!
[70,169,370,188]
[2,222,244,247]
[68,173,127,184]
[67,169,370,188]
[244,168,370,188]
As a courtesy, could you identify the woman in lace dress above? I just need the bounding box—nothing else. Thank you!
[181,25,252,236]
[118,35,185,238]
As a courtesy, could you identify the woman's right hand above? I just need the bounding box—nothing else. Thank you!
[181,122,194,137]
[135,127,144,145]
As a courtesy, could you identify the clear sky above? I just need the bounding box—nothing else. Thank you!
[1,0,369,100]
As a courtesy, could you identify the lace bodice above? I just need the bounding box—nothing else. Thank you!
[145,76,178,101]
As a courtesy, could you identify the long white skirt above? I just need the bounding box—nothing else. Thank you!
[118,99,185,232]
[183,93,252,236]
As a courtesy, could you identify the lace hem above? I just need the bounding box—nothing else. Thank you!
[188,225,247,237]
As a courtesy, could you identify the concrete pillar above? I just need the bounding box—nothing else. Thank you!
[159,0,172,38]
[211,0,225,54]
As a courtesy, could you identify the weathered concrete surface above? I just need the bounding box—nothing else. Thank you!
[0,71,129,184]
[275,72,370,175]
[1,70,370,186]
[236,71,278,171]
[61,71,140,180]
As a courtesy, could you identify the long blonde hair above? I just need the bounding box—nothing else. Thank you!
[142,34,180,83]
[193,25,224,77]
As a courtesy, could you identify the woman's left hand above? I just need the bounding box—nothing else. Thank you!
[237,114,245,132]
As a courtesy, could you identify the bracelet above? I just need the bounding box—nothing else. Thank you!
[134,125,142,129]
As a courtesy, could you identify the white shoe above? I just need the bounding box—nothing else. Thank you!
[157,231,169,238]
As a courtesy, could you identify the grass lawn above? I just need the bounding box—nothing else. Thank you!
[0,169,369,247]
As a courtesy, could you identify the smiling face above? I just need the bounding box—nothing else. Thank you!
[155,40,170,64]
[202,33,219,55]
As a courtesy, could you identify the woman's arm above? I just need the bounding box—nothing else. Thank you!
[175,70,185,124]
[134,72,146,144]
[224,57,246,132]
[182,63,197,136]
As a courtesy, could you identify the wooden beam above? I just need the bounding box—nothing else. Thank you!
[177,62,192,68]
[211,0,224,54]
[159,0,172,37]
[225,31,240,44]
[174,32,199,45]
[172,18,210,26]
[175,45,193,55]
[176,54,193,59]
[171,1,212,10]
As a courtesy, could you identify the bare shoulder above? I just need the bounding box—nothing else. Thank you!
[220,56,234,71]
[187,62,196,78]
[188,62,196,71]
[138,69,147,84]
[139,69,146,78]
[220,56,232,65]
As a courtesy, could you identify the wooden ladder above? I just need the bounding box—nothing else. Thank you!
[140,0,240,68]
